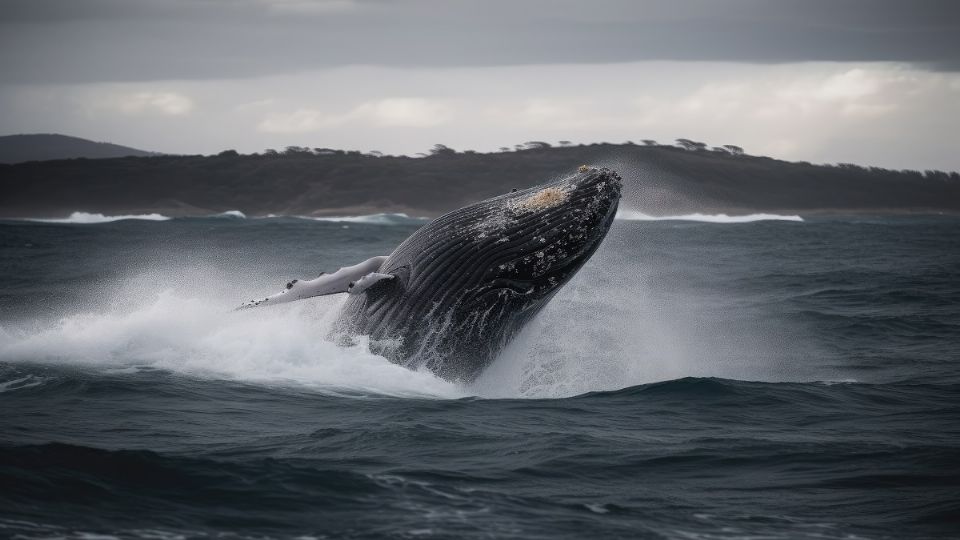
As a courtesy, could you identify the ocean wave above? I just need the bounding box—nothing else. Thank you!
[0,248,812,401]
[0,374,47,393]
[14,210,805,226]
[209,210,246,219]
[0,207,832,401]
[304,213,428,225]
[11,210,423,225]
[0,291,463,400]
[617,210,803,223]
[26,211,171,224]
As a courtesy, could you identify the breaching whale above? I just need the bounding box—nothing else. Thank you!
[239,166,622,382]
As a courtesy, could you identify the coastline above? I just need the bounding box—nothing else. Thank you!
[2,143,959,219]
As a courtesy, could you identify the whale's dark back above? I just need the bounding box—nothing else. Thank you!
[339,168,621,382]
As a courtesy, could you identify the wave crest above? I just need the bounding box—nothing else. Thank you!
[15,210,802,226]
[27,212,171,224]
[210,210,246,219]
[617,210,803,223]
[305,213,428,225]
[0,291,462,399]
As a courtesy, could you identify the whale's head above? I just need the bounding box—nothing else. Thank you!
[353,166,621,381]
[469,165,622,306]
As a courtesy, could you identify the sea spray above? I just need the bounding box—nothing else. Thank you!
[0,290,461,399]
[475,221,819,398]
[0,216,819,399]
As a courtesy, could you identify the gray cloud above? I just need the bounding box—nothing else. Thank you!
[2,0,958,172]
[1,0,959,84]
[2,62,957,171]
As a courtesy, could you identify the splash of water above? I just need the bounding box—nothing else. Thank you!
[473,222,817,398]
[0,219,814,399]
[0,290,463,399]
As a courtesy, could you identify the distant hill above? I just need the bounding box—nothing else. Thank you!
[0,142,958,218]
[0,134,156,164]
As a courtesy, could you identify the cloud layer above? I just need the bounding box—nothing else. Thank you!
[2,62,957,171]
[1,1,958,171]
[259,98,455,133]
[1,0,958,83]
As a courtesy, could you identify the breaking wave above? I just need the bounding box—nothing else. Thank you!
[14,211,802,226]
[0,236,810,401]
[210,210,246,219]
[617,210,803,223]
[12,210,428,225]
[26,212,171,224]
[304,213,429,225]
[0,291,463,399]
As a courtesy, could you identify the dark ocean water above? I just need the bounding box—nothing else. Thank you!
[1,212,959,539]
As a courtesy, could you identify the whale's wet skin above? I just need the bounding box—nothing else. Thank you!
[340,168,621,381]
[240,167,622,382]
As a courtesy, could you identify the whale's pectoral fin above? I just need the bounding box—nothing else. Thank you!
[236,255,390,310]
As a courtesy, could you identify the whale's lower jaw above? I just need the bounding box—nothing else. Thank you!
[337,167,622,382]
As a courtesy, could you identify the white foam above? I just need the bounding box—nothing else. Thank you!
[305,213,428,225]
[27,212,171,224]
[0,374,46,393]
[0,255,819,400]
[210,210,246,219]
[617,210,803,223]
[0,290,462,399]
[0,221,821,400]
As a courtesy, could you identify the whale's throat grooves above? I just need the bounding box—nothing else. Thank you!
[338,168,621,382]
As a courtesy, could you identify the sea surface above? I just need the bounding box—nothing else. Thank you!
[1,211,958,539]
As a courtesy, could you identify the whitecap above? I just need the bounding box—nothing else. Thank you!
[209,210,246,219]
[305,213,428,225]
[616,210,803,223]
[0,374,47,393]
[26,212,171,224]
[0,290,463,400]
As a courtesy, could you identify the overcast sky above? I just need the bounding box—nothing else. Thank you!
[1,0,958,170]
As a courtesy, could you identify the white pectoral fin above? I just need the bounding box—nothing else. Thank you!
[237,256,390,310]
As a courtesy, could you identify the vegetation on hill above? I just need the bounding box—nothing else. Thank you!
[1,139,958,218]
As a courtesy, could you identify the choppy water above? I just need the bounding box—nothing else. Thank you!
[1,213,958,539]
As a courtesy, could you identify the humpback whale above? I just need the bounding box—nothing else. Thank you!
[240,166,622,382]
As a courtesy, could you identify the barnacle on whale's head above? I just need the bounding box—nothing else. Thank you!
[515,187,570,212]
